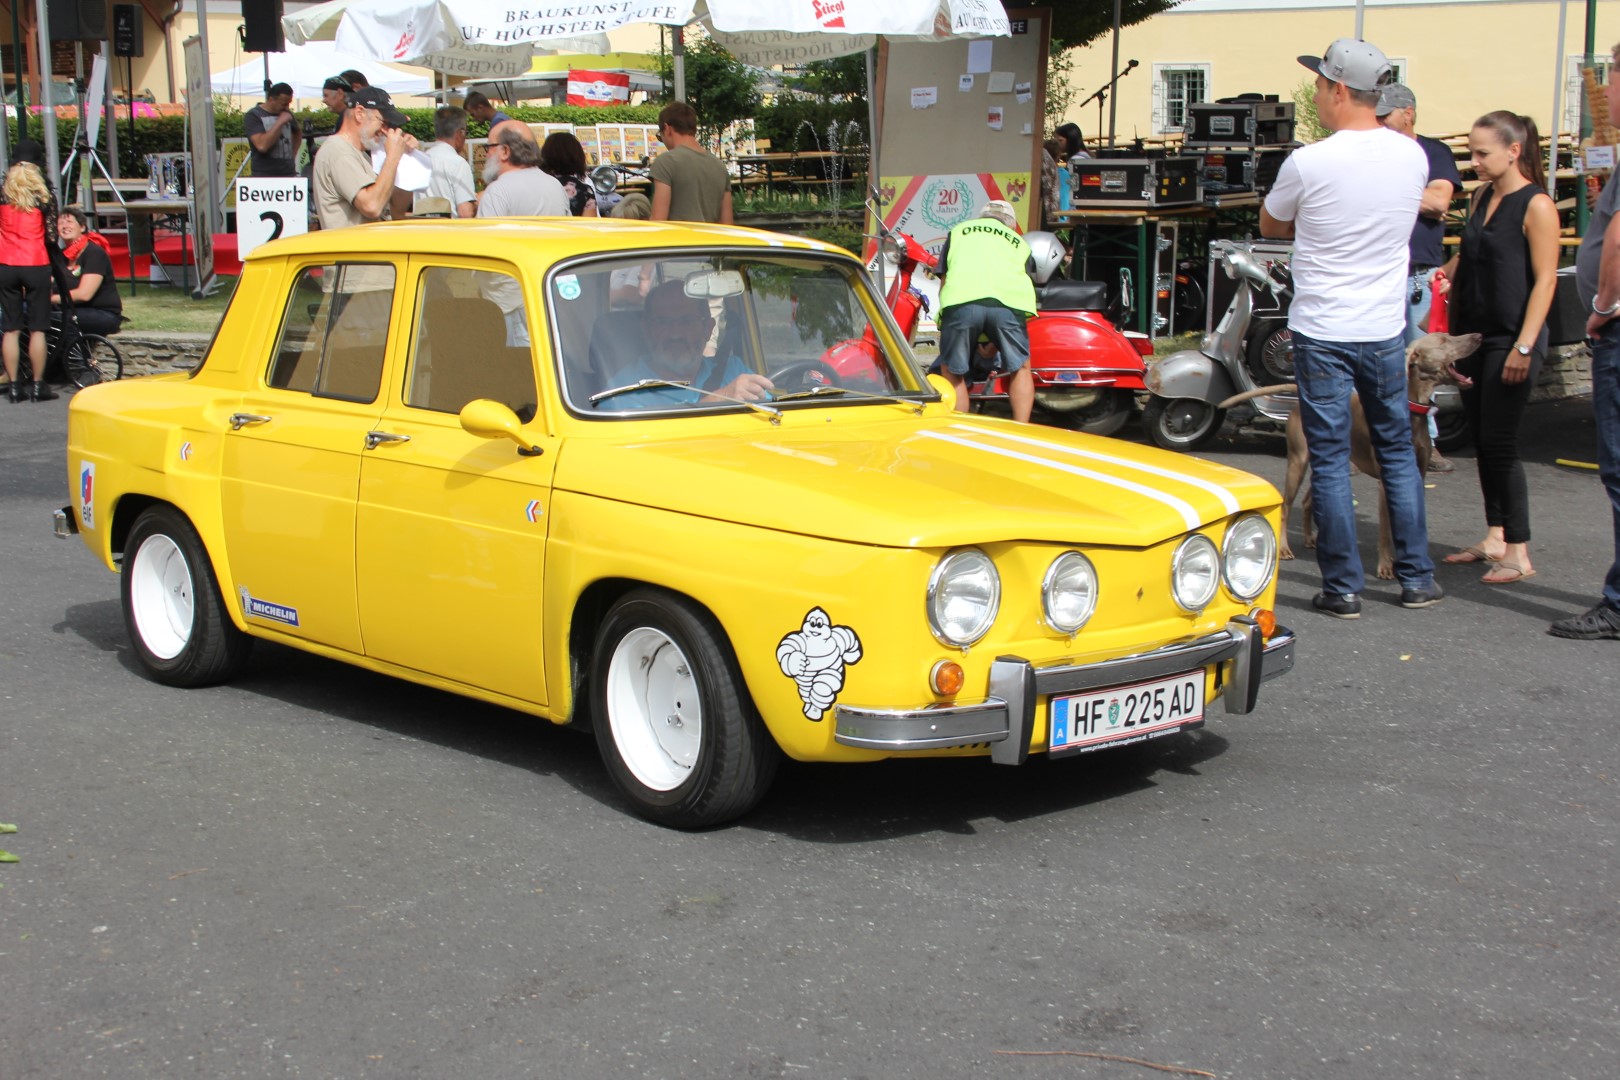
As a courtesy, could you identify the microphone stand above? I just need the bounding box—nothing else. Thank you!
[1077,60,1139,149]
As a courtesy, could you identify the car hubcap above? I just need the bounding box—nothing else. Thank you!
[606,627,702,791]
[131,534,194,660]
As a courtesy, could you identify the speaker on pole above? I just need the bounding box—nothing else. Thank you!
[242,0,285,53]
[47,0,108,42]
[112,4,143,58]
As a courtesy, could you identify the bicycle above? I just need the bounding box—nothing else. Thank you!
[44,314,124,389]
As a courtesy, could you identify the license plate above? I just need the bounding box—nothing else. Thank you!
[1048,670,1205,753]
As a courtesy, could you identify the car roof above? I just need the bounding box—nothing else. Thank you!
[251,218,847,264]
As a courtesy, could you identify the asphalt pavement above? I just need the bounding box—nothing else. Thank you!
[2,391,1617,1080]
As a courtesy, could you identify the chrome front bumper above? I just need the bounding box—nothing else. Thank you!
[833,617,1296,764]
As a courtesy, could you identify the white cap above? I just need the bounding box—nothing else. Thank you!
[980,200,1017,227]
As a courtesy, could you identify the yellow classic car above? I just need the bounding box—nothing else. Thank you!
[58,219,1295,827]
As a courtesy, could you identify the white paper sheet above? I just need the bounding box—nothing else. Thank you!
[967,39,993,74]
[372,147,434,193]
[911,86,939,109]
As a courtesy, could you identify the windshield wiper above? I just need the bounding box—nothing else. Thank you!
[590,378,693,404]
[771,384,926,414]
[589,378,783,424]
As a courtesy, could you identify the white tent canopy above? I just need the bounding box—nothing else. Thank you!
[209,41,433,100]
[282,0,1008,73]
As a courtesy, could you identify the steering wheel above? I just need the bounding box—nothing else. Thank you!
[767,359,842,392]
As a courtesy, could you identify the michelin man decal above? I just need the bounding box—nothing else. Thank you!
[776,607,863,721]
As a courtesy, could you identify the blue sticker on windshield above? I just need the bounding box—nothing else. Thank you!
[556,275,581,301]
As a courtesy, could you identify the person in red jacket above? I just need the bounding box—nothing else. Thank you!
[0,159,59,402]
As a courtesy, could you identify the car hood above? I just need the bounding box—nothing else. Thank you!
[557,413,1279,548]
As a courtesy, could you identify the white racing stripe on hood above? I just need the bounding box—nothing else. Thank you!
[951,422,1240,516]
[919,430,1202,531]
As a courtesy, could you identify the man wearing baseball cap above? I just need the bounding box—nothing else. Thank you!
[1261,38,1441,619]
[931,200,1039,422]
[312,86,419,231]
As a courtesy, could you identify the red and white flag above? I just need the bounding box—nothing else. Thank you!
[566,70,631,107]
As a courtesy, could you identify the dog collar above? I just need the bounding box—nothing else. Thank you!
[1408,399,1436,417]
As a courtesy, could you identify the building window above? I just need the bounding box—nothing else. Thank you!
[1152,63,1210,135]
[1386,58,1409,84]
[1567,54,1614,133]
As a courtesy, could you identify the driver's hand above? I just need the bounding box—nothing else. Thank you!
[720,372,775,402]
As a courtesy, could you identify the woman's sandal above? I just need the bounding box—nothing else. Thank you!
[1443,545,1500,565]
[1481,563,1537,585]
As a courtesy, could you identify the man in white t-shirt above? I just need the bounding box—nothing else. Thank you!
[1261,37,1440,620]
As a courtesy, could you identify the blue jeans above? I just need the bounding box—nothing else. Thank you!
[1403,267,1437,346]
[1592,324,1620,611]
[1293,330,1435,595]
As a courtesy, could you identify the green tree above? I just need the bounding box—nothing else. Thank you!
[1045,47,1079,132]
[653,32,764,140]
[1048,0,1180,50]
[1292,79,1330,142]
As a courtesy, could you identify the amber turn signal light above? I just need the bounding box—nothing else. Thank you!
[931,660,965,697]
[1250,607,1277,639]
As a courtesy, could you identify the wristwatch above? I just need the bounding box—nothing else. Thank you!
[1512,342,1532,357]
[1594,296,1620,317]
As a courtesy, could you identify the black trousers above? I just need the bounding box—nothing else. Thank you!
[1458,342,1542,544]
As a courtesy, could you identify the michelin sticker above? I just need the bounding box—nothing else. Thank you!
[556,274,581,301]
[776,607,863,721]
[238,586,300,627]
[78,461,95,529]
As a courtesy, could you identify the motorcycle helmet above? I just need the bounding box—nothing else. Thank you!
[1026,231,1067,285]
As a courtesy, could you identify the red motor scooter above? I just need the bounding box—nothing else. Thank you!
[841,212,1151,436]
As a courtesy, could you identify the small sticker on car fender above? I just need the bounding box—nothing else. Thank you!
[78,461,95,529]
[525,499,543,522]
[556,274,581,301]
[179,441,194,462]
[238,586,300,627]
[776,607,863,721]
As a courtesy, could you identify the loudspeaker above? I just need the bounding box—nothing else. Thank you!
[242,0,285,53]
[113,5,143,58]
[46,0,107,41]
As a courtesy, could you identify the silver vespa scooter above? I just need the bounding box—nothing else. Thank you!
[1141,240,1296,451]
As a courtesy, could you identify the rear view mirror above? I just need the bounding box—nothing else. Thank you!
[460,399,543,456]
[684,270,744,299]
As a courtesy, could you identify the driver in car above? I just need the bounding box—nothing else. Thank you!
[598,281,774,410]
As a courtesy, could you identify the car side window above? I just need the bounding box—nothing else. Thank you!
[267,263,396,403]
[403,266,537,421]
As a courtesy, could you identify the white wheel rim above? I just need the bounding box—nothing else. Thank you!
[130,534,194,660]
[605,627,702,792]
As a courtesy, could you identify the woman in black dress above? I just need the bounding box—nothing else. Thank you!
[1435,111,1559,584]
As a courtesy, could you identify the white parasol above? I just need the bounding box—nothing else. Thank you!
[282,0,622,80]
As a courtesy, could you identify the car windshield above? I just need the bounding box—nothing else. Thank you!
[548,250,928,416]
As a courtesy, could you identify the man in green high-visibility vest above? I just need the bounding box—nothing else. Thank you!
[933,200,1038,422]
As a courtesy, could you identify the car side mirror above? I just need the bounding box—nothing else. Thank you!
[460,399,543,456]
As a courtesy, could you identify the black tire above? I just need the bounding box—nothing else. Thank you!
[1173,267,1206,335]
[1035,388,1133,437]
[591,589,780,828]
[63,334,123,388]
[121,506,252,687]
[1434,407,1472,452]
[1245,320,1294,385]
[1142,396,1225,451]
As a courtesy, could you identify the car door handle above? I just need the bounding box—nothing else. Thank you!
[228,413,272,430]
[364,430,412,450]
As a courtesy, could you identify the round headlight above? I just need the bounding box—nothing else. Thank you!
[927,549,1000,647]
[1171,534,1221,612]
[1222,514,1277,601]
[1042,551,1099,634]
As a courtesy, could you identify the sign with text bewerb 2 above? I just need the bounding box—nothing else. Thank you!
[235,178,308,258]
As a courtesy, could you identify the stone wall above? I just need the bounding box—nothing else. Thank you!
[118,333,213,376]
[1534,343,1592,402]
